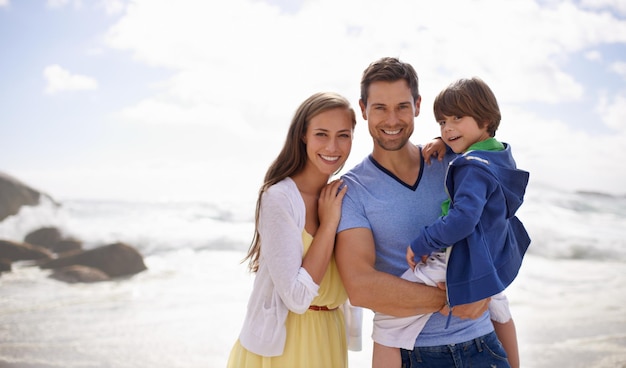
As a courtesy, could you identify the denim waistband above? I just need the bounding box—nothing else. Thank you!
[403,331,496,353]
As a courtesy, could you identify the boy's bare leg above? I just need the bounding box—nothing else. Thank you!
[372,342,401,368]
[493,318,520,368]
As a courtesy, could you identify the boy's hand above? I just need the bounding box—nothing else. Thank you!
[423,138,446,164]
[406,246,416,270]
[437,281,491,319]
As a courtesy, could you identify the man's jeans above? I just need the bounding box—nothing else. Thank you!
[400,331,511,367]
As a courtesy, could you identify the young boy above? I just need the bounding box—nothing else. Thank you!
[372,77,530,368]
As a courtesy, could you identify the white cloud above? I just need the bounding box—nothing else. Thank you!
[117,97,252,132]
[94,0,626,195]
[580,0,626,16]
[596,92,626,132]
[0,0,9,8]
[610,61,626,79]
[99,0,125,15]
[43,64,98,95]
[585,50,602,61]
[103,0,626,108]
[46,0,82,9]
[46,0,123,13]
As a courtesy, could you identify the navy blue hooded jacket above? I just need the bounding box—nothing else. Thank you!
[409,142,530,307]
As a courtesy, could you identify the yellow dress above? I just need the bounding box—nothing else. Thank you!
[227,230,348,368]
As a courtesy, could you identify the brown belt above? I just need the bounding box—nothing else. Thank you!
[308,305,338,311]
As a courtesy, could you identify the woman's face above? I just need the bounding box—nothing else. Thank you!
[303,107,354,177]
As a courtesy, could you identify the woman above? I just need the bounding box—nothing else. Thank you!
[227,92,357,368]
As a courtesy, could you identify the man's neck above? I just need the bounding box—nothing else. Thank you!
[371,143,421,183]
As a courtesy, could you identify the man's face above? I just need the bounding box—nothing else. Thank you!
[359,80,421,152]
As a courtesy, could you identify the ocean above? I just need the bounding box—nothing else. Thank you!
[0,182,625,367]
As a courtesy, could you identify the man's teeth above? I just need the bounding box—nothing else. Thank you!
[321,155,339,161]
[383,129,401,135]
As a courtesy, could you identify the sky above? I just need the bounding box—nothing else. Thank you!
[1,0,626,203]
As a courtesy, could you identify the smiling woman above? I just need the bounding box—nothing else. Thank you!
[225,92,359,368]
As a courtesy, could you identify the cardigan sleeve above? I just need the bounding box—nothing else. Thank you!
[258,182,320,314]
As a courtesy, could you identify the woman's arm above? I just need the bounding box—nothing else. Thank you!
[301,179,346,283]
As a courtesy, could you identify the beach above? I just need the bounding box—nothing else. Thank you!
[0,185,625,367]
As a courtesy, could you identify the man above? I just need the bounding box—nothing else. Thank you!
[336,57,509,367]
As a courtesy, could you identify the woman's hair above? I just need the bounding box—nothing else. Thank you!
[243,92,356,272]
[360,56,420,106]
[433,77,501,137]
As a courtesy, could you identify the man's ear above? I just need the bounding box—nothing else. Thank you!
[414,95,422,117]
[359,99,367,120]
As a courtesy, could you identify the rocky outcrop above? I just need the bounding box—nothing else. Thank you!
[0,173,147,283]
[24,227,62,249]
[49,265,111,283]
[24,227,83,254]
[0,258,11,273]
[0,171,49,222]
[51,238,83,254]
[0,239,54,262]
[39,242,147,278]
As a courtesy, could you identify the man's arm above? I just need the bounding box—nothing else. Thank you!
[335,227,445,317]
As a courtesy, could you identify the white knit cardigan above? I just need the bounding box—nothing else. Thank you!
[237,177,362,356]
[238,178,320,356]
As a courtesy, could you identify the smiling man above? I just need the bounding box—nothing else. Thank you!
[335,57,510,367]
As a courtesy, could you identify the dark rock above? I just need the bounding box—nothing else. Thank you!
[39,242,147,278]
[0,171,50,222]
[52,238,83,254]
[0,239,55,262]
[49,265,110,283]
[23,227,83,254]
[24,227,63,250]
[0,258,11,273]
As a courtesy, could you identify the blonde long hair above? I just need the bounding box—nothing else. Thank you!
[243,92,356,272]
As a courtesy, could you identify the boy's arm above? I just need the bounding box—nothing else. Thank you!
[492,319,520,368]
[410,165,492,256]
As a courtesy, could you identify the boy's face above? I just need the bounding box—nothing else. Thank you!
[438,115,490,153]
